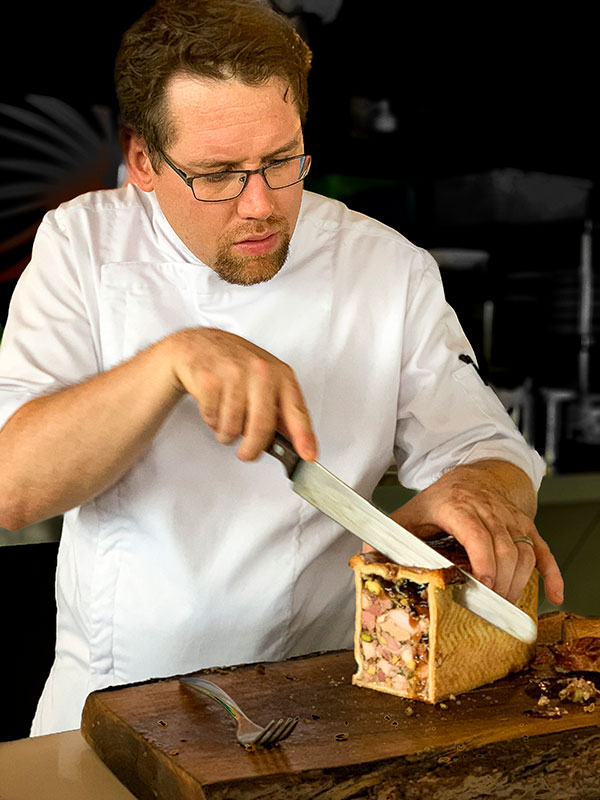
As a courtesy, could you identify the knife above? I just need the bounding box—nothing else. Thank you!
[267,431,537,644]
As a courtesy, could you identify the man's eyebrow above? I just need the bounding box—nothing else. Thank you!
[188,132,303,172]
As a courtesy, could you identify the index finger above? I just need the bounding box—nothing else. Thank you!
[236,357,277,461]
[278,379,318,461]
[434,505,498,590]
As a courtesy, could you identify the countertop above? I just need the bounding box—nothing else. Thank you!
[0,730,135,800]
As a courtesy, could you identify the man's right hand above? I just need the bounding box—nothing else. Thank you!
[166,327,317,462]
[0,326,316,530]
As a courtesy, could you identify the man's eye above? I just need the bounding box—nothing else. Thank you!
[267,160,287,171]
[203,173,232,184]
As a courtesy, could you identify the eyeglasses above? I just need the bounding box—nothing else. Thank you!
[159,151,312,202]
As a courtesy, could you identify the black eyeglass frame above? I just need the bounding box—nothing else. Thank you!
[158,151,312,202]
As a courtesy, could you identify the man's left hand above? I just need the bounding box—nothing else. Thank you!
[381,460,564,606]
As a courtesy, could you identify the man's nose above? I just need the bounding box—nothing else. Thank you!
[235,172,275,219]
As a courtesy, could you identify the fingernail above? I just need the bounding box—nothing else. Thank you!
[480,576,494,589]
[306,437,318,460]
[298,444,315,461]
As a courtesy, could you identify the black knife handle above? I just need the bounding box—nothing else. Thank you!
[266,431,301,478]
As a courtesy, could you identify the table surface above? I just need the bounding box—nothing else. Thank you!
[0,730,135,800]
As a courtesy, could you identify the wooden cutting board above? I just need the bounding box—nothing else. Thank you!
[81,614,600,800]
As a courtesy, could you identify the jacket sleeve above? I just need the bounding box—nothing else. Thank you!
[393,251,545,491]
[0,210,99,431]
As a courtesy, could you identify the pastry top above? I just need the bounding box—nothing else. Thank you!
[349,533,470,590]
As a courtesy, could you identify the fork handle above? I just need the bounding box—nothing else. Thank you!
[180,677,245,722]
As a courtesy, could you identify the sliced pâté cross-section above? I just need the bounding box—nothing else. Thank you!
[349,538,537,703]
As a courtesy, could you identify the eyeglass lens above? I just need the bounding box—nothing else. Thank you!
[191,155,310,201]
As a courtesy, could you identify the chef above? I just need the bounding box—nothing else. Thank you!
[0,0,563,736]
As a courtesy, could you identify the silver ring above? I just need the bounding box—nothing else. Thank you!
[512,535,535,547]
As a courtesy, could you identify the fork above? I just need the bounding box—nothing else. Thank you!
[179,676,299,747]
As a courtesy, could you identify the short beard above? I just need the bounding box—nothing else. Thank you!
[212,221,291,286]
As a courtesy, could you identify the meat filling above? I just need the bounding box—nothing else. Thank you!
[359,574,430,695]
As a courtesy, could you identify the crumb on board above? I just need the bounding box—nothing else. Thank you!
[558,677,598,703]
[526,676,599,718]
[538,695,550,707]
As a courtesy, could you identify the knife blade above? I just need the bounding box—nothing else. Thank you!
[267,432,537,644]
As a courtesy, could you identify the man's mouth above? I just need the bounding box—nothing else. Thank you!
[232,231,279,255]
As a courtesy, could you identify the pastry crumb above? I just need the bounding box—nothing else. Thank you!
[558,677,598,704]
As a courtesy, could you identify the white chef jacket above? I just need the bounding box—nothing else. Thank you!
[0,186,545,735]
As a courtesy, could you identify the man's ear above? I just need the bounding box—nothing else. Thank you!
[120,128,155,191]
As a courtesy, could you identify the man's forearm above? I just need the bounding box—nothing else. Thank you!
[0,326,318,530]
[0,338,182,529]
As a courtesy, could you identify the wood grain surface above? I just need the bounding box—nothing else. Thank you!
[81,614,600,800]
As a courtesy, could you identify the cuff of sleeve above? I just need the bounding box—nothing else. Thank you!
[451,440,547,492]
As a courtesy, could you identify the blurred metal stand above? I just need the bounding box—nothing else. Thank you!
[543,214,600,472]
[429,246,491,359]
[431,247,536,444]
[578,219,594,397]
[542,387,576,470]
[494,379,536,445]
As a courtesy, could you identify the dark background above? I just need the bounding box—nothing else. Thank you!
[2,3,598,381]
[1,2,599,741]
[2,3,596,175]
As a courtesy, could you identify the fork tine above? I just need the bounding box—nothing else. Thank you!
[256,718,286,746]
[248,718,278,746]
[274,716,299,743]
[267,716,297,745]
[246,715,300,747]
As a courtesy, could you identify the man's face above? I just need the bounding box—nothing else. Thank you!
[148,75,306,285]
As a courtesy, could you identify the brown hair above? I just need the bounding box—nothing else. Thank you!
[115,0,312,169]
